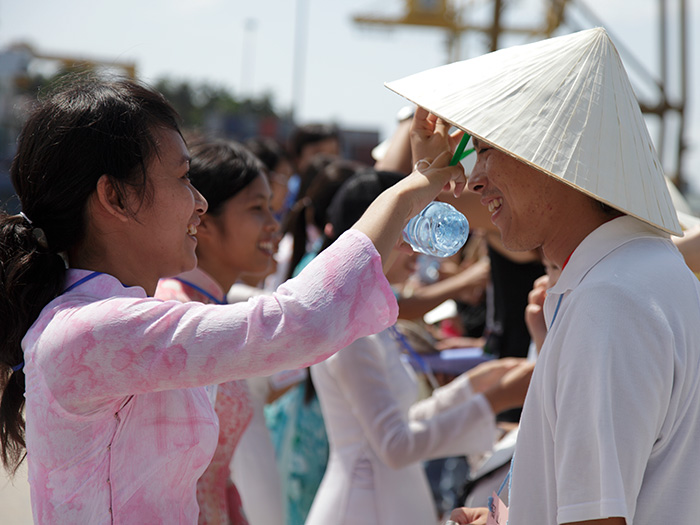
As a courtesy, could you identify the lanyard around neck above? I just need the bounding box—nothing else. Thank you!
[550,294,564,327]
[63,271,103,294]
[389,325,440,390]
[173,277,227,305]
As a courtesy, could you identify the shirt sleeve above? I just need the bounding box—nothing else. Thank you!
[408,373,480,419]
[34,230,398,413]
[545,282,673,524]
[320,335,496,470]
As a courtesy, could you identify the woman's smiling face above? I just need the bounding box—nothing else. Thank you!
[129,127,208,281]
[203,173,279,280]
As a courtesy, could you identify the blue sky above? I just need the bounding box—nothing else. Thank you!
[1,0,697,195]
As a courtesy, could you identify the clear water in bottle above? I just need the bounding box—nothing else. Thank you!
[402,201,469,258]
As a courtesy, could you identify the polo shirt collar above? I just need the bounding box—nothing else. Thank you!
[545,216,668,324]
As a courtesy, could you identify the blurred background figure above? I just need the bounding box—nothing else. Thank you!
[245,136,294,221]
[262,156,367,525]
[283,123,341,220]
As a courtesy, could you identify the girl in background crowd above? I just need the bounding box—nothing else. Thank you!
[155,139,277,524]
[244,136,294,220]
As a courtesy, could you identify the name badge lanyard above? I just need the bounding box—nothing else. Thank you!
[173,277,227,305]
[388,326,440,390]
[63,271,104,294]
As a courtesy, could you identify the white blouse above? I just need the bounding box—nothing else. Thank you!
[307,328,497,525]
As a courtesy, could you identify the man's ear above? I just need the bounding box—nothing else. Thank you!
[324,222,334,238]
[94,174,130,222]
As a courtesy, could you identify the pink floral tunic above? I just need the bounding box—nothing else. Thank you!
[155,268,253,525]
[22,230,398,524]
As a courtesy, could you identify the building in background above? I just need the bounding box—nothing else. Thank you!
[0,43,379,212]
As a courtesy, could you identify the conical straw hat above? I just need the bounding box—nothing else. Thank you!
[385,27,682,236]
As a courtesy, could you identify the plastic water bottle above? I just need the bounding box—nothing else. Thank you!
[403,201,469,258]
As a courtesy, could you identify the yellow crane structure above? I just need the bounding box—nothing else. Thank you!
[11,42,136,80]
[354,0,568,62]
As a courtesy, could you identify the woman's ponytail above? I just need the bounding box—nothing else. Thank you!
[0,212,65,473]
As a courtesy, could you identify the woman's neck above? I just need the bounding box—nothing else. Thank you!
[195,255,240,295]
[69,248,159,295]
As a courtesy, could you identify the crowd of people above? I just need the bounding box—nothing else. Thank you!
[2,26,700,525]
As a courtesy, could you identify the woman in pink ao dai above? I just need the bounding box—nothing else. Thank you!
[0,79,468,524]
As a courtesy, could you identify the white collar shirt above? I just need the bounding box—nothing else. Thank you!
[509,216,700,525]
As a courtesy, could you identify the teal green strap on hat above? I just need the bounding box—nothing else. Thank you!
[449,133,474,166]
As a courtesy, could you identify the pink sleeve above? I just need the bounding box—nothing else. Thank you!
[35,230,398,411]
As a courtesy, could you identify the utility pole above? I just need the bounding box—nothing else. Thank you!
[291,0,308,122]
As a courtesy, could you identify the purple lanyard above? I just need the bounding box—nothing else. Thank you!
[63,271,104,294]
[173,278,227,305]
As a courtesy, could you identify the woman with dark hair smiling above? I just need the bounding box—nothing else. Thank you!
[0,76,466,523]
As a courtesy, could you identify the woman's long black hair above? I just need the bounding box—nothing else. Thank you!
[0,75,181,474]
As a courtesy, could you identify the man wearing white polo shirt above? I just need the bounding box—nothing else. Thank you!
[388,27,700,525]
